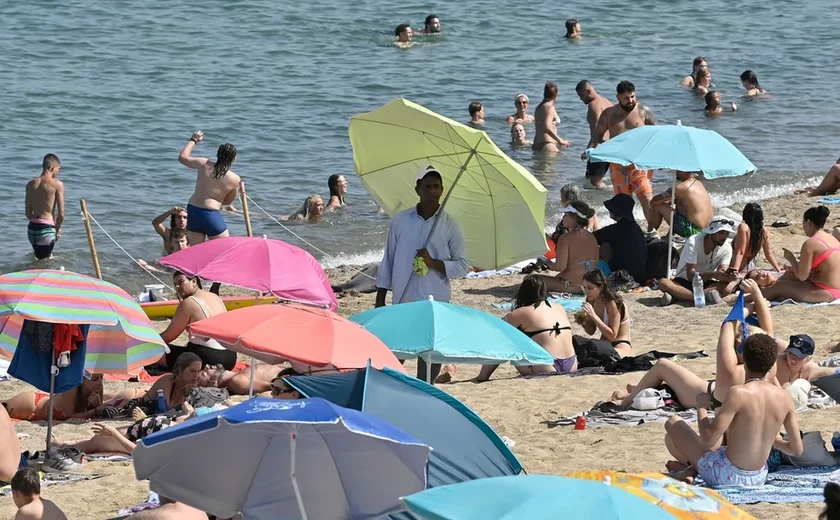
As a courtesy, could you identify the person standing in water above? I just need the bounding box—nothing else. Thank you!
[178,131,240,246]
[532,81,571,152]
[740,70,765,96]
[564,19,581,39]
[505,94,534,124]
[704,91,737,116]
[24,154,64,260]
[576,80,613,188]
[468,101,485,127]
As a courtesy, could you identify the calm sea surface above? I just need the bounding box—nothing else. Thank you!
[2,0,839,293]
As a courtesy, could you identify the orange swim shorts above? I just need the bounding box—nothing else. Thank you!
[610,163,653,196]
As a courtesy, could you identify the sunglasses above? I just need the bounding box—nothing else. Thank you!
[711,218,735,226]
[516,100,528,105]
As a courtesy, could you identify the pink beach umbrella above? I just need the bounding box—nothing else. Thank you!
[159,236,337,310]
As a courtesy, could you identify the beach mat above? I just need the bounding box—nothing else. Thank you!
[466,259,533,279]
[818,197,840,204]
[771,298,840,308]
[544,405,704,428]
[708,465,840,504]
[0,471,109,496]
[493,293,584,312]
[86,452,133,462]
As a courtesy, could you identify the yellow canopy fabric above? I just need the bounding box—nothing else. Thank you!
[349,98,548,270]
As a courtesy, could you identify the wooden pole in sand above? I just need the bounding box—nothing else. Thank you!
[79,199,103,279]
[239,180,253,238]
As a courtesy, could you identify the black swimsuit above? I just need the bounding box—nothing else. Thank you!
[518,322,571,338]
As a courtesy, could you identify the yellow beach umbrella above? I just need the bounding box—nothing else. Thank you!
[565,470,756,519]
[349,98,548,270]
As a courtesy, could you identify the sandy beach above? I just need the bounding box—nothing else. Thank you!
[2,192,840,519]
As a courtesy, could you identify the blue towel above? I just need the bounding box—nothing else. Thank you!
[817,197,840,204]
[492,296,584,312]
[706,464,840,504]
[8,324,89,393]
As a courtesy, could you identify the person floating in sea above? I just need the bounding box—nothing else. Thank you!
[505,93,534,124]
[679,56,708,88]
[740,70,765,96]
[178,131,240,246]
[647,170,714,238]
[532,81,572,152]
[510,122,532,148]
[704,91,737,116]
[797,158,840,196]
[394,24,413,47]
[153,206,189,254]
[24,154,64,261]
[468,101,485,127]
[576,80,613,188]
[283,194,325,221]
[325,174,347,211]
[422,14,440,34]
[564,18,581,39]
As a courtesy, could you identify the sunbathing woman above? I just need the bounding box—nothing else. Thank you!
[1,374,106,422]
[537,201,599,294]
[576,269,633,358]
[612,279,774,410]
[760,206,840,303]
[474,275,576,381]
[731,203,781,273]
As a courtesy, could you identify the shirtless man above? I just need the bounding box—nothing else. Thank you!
[774,334,838,386]
[24,154,64,260]
[153,206,189,254]
[505,93,535,124]
[576,80,614,188]
[664,333,803,486]
[648,171,713,237]
[11,468,68,520]
[704,91,737,117]
[422,14,441,34]
[178,131,240,246]
[1,403,20,481]
[532,81,571,152]
[798,158,840,196]
[588,81,658,229]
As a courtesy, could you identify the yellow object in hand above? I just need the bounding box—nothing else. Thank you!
[413,256,429,276]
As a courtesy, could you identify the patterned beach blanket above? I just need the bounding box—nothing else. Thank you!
[707,465,840,504]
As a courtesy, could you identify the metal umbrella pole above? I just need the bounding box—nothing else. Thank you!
[45,346,58,454]
[665,173,678,280]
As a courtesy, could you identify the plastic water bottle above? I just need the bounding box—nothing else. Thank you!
[156,389,167,413]
[692,272,705,308]
[832,432,840,452]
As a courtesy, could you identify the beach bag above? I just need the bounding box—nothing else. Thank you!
[187,387,229,409]
[631,388,669,411]
[572,336,620,368]
[781,431,840,468]
[646,240,677,281]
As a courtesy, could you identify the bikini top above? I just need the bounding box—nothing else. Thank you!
[518,322,571,338]
[811,234,840,270]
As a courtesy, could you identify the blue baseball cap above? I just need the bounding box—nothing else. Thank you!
[786,334,815,358]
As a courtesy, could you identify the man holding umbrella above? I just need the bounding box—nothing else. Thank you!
[375,166,469,382]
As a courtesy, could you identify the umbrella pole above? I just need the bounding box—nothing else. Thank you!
[665,174,677,280]
[424,352,432,385]
[45,348,57,454]
[80,199,103,279]
[290,432,309,520]
[239,181,253,238]
[248,357,255,397]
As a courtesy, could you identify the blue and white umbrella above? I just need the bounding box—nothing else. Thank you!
[133,397,432,520]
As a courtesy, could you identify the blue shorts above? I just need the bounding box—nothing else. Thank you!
[186,204,228,237]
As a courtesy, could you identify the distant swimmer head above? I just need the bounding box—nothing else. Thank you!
[468,101,484,119]
[514,93,529,110]
[214,143,237,179]
[542,81,558,102]
[740,70,761,89]
[575,80,595,104]
[395,23,412,42]
[803,205,830,235]
[510,122,527,144]
[564,18,581,38]
[168,228,189,252]
[424,14,440,33]
[692,56,708,75]
[328,174,347,199]
[560,183,582,206]
[301,194,325,220]
[42,154,61,176]
[694,68,712,88]
[170,207,188,230]
[616,80,636,112]
[704,90,721,109]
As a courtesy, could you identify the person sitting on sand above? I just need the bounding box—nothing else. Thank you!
[740,70,765,96]
[537,201,599,294]
[798,158,840,197]
[704,91,737,116]
[574,269,633,358]
[663,332,803,486]
[505,93,535,124]
[532,81,572,152]
[648,170,713,238]
[157,272,235,370]
[594,194,647,284]
[394,24,413,47]
[680,56,708,88]
[760,206,840,303]
[1,402,20,481]
[283,194,325,221]
[2,374,106,422]
[613,279,774,411]
[474,275,577,381]
[510,122,532,148]
[153,207,189,254]
[325,174,348,211]
[774,334,839,387]
[657,217,735,306]
[468,101,485,127]
[693,69,712,97]
[11,467,68,520]
[730,202,781,273]
[564,18,581,39]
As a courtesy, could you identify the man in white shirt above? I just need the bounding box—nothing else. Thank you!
[658,217,735,306]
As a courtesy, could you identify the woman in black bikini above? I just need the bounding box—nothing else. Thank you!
[576,269,633,358]
[473,275,576,381]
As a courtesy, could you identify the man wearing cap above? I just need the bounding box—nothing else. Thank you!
[375,165,470,382]
[648,170,713,238]
[774,334,839,387]
[593,194,648,284]
[657,217,735,306]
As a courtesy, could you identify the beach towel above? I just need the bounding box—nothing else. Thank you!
[492,294,585,312]
[544,406,706,429]
[818,197,840,204]
[86,452,133,462]
[117,492,160,517]
[706,465,840,504]
[466,259,533,279]
[0,471,108,496]
[0,359,10,381]
[771,298,840,308]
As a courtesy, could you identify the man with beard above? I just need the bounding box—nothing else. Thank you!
[588,81,658,230]
[576,80,614,188]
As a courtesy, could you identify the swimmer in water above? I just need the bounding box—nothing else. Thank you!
[422,14,441,34]
[394,24,413,47]
[576,80,614,188]
[680,56,708,88]
[468,101,485,127]
[283,194,325,222]
[532,81,571,152]
[153,206,189,254]
[510,123,532,148]
[505,93,535,124]
[704,91,737,116]
[564,18,581,39]
[693,68,712,96]
[740,70,765,96]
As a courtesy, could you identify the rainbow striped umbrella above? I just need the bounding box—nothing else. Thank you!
[0,270,167,375]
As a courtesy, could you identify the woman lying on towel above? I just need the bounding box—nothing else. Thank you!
[1,374,106,422]
[611,279,775,411]
[473,275,577,381]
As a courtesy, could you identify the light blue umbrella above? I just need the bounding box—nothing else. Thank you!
[349,298,555,382]
[402,475,677,520]
[587,123,756,277]
[133,397,431,520]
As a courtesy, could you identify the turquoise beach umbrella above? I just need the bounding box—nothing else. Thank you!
[402,475,678,520]
[349,298,554,382]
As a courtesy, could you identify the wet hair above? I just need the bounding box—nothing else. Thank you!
[327,174,345,202]
[704,90,718,108]
[692,56,707,71]
[415,170,443,187]
[616,80,635,95]
[565,200,595,229]
[42,153,61,172]
[169,209,187,229]
[172,352,202,379]
[564,18,579,37]
[583,269,625,319]
[169,227,188,244]
[510,122,526,142]
[575,79,591,92]
[214,143,236,179]
[468,101,483,117]
[11,468,40,496]
[172,271,202,290]
[394,23,410,37]
[804,206,830,229]
[821,482,840,520]
[289,194,324,221]
[513,274,548,310]
[424,14,438,29]
[541,81,558,102]
[740,70,761,88]
[742,203,767,266]
[560,183,582,204]
[742,333,779,374]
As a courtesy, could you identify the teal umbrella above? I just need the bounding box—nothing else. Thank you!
[402,475,677,520]
[587,123,756,277]
[349,298,554,383]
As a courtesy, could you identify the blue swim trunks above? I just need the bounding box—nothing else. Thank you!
[186,204,228,238]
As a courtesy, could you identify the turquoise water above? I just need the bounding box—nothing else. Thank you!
[3,1,839,292]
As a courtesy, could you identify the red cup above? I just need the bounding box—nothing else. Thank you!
[575,415,587,430]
